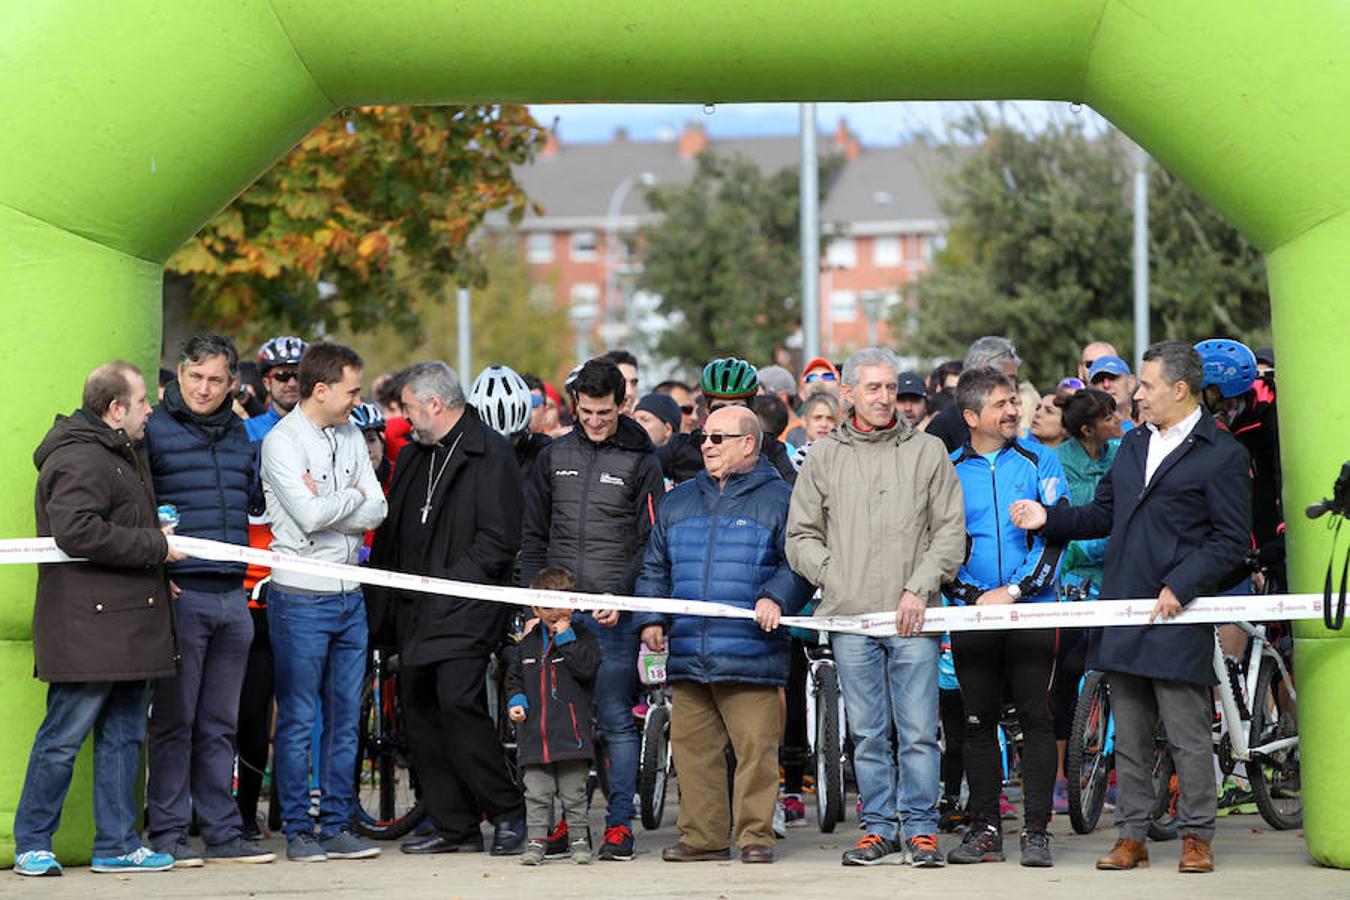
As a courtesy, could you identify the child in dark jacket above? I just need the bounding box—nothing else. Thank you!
[505,567,602,865]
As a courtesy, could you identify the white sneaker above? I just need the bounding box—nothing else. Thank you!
[773,799,788,839]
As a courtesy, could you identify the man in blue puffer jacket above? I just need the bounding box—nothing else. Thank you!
[141,333,272,865]
[635,405,811,866]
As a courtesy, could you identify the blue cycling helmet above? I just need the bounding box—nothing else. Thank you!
[1194,339,1258,398]
[348,401,386,431]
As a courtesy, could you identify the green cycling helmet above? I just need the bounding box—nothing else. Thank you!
[701,356,760,400]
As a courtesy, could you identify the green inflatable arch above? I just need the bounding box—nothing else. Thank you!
[2,0,1346,868]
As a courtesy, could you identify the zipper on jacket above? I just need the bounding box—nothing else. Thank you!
[569,702,583,749]
[575,443,593,589]
[538,640,551,763]
[990,455,1003,583]
[700,492,723,660]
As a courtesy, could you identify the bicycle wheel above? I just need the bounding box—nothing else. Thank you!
[638,703,672,830]
[353,674,425,839]
[814,665,845,833]
[1066,671,1112,834]
[1247,658,1302,830]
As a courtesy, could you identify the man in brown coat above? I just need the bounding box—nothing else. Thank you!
[12,361,185,877]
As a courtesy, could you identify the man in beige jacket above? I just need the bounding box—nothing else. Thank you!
[787,347,966,869]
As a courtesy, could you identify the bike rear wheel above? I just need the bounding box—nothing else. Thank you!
[813,665,845,833]
[1247,657,1302,830]
[1067,670,1112,834]
[638,703,672,830]
[353,671,425,840]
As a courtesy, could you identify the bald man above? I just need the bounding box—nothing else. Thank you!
[635,405,811,865]
[1078,341,1120,383]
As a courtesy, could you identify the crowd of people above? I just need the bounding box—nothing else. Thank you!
[12,326,1283,879]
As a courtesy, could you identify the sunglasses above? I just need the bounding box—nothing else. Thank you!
[1058,377,1086,392]
[530,394,544,408]
[804,372,838,383]
[679,405,695,415]
[699,432,749,445]
[270,371,299,383]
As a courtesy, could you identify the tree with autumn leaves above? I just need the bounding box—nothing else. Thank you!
[167,104,546,348]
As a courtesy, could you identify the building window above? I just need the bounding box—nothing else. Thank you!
[525,232,554,264]
[570,230,599,261]
[570,282,600,315]
[826,238,856,269]
[830,290,857,323]
[873,237,902,268]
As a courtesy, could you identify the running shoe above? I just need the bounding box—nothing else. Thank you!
[320,830,380,860]
[1019,828,1053,867]
[947,823,1005,864]
[598,824,635,861]
[783,794,806,827]
[13,850,62,877]
[841,833,902,866]
[773,800,788,838]
[906,834,945,868]
[90,846,174,873]
[544,820,571,858]
[999,792,1019,819]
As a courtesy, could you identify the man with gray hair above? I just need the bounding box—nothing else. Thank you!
[787,347,967,868]
[1011,340,1251,874]
[142,333,273,865]
[367,361,529,856]
[926,336,1022,452]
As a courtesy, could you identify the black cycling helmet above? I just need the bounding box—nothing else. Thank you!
[700,357,759,401]
[256,336,307,373]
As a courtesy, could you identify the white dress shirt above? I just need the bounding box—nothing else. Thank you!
[1144,404,1204,486]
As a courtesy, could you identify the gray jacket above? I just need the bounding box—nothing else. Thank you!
[786,414,966,617]
[261,407,387,592]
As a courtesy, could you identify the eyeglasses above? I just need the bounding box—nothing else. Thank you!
[699,432,749,445]
[804,372,837,383]
[679,405,695,415]
[270,371,299,383]
[530,394,544,408]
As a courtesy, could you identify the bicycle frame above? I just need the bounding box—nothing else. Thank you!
[1211,622,1299,761]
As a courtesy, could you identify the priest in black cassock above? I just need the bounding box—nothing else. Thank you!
[366,360,527,855]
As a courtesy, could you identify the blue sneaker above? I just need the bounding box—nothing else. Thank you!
[14,850,63,877]
[90,846,174,873]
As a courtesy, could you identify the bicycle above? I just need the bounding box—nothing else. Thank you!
[803,636,847,833]
[1212,620,1300,830]
[635,645,675,830]
[352,647,426,839]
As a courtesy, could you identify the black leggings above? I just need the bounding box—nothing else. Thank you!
[939,688,965,798]
[235,606,274,830]
[1051,628,1087,742]
[781,639,808,794]
[952,627,1057,831]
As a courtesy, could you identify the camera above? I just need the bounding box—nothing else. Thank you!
[1306,461,1350,520]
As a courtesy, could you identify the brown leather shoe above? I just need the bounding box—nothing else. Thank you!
[1178,835,1214,873]
[740,844,774,864]
[661,842,731,862]
[1095,838,1149,870]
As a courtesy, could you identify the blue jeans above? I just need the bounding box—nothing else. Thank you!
[573,611,639,827]
[14,680,149,857]
[147,587,253,847]
[268,588,367,839]
[832,633,941,840]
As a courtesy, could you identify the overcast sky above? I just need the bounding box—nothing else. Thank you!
[526,100,1109,145]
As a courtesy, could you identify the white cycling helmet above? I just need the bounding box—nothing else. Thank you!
[468,365,532,437]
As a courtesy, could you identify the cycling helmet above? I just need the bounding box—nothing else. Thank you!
[469,365,532,437]
[700,356,759,401]
[349,401,386,432]
[1194,339,1258,398]
[256,336,308,372]
[563,363,583,398]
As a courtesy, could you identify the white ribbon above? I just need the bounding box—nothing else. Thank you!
[0,536,1324,636]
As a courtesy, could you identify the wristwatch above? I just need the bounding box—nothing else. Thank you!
[1005,583,1023,601]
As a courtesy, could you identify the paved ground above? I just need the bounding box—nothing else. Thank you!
[9,804,1348,899]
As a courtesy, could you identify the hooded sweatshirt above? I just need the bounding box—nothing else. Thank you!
[786,412,966,616]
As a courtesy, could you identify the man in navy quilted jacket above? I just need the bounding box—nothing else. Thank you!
[635,405,812,866]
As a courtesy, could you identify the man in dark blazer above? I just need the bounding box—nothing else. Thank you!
[366,360,527,856]
[1012,341,1250,875]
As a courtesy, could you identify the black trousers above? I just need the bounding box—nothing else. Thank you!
[1051,628,1087,742]
[401,655,523,837]
[939,688,965,798]
[781,638,808,794]
[951,627,1057,831]
[235,606,274,830]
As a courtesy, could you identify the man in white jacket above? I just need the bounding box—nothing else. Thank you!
[261,342,387,863]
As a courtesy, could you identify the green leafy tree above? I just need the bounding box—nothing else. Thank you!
[904,107,1270,386]
[332,235,570,386]
[167,104,545,347]
[638,152,837,369]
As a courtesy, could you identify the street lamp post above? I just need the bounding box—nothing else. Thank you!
[570,301,597,365]
[860,291,886,347]
[606,171,657,347]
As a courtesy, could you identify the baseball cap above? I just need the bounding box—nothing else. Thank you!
[1255,347,1275,366]
[801,356,839,379]
[1088,355,1132,383]
[635,393,682,433]
[897,371,928,398]
[757,365,796,396]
